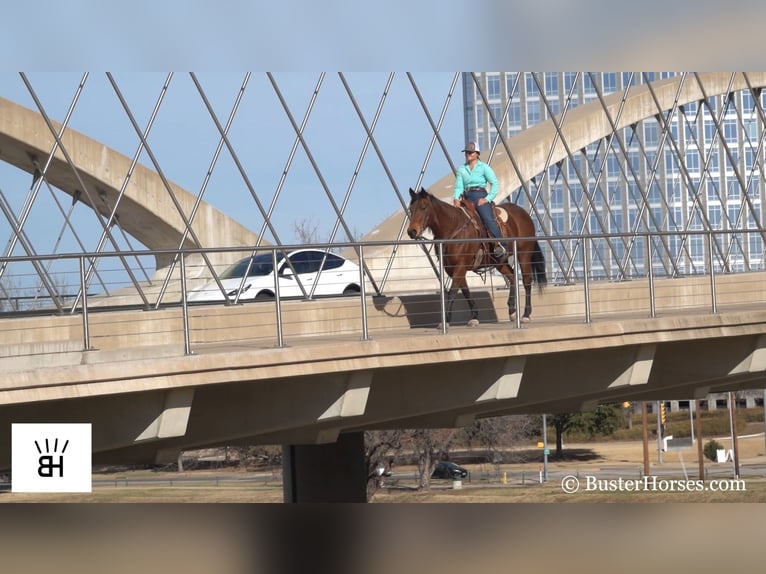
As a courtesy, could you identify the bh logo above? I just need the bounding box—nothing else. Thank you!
[11,423,92,493]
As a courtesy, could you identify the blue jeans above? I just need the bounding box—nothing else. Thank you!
[464,190,502,239]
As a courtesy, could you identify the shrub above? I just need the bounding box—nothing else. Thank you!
[703,439,723,461]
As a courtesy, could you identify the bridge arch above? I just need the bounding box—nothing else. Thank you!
[0,96,261,274]
[2,73,766,296]
[361,72,766,287]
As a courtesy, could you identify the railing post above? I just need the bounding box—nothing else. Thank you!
[708,231,718,314]
[273,249,285,348]
[79,256,91,351]
[358,244,370,341]
[438,241,448,334]
[513,239,521,329]
[179,255,192,355]
[583,236,592,323]
[648,234,656,318]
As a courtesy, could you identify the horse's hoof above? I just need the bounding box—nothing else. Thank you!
[467,318,479,327]
[521,316,531,323]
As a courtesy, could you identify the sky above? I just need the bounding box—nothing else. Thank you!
[0,72,466,255]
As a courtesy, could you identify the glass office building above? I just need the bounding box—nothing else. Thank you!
[461,72,766,283]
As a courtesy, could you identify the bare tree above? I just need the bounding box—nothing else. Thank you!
[364,429,402,499]
[403,428,461,490]
[293,217,323,244]
[462,415,534,464]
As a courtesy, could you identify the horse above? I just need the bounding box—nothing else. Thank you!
[406,187,547,326]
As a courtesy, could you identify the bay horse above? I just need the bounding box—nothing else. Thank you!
[406,187,546,326]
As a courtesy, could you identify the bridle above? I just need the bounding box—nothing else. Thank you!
[409,194,473,241]
[407,196,431,240]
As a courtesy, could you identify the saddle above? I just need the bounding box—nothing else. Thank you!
[459,199,509,268]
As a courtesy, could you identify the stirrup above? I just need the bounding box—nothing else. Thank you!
[493,244,507,259]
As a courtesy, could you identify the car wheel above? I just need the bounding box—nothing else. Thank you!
[254,291,275,301]
[342,285,360,295]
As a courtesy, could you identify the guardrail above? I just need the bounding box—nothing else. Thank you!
[0,229,763,357]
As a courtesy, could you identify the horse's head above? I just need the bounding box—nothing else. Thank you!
[406,187,431,239]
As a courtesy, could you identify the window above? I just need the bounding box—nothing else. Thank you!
[505,73,520,98]
[545,73,559,96]
[487,74,500,100]
[508,102,521,125]
[707,180,719,201]
[525,73,538,97]
[489,103,503,125]
[287,250,340,275]
[584,73,596,96]
[546,98,560,117]
[527,100,541,125]
[286,251,323,274]
[607,155,621,178]
[550,186,563,209]
[723,118,738,144]
[742,90,754,110]
[564,72,578,94]
[608,181,622,204]
[665,151,679,174]
[686,149,700,172]
[704,119,717,141]
[644,122,659,147]
[708,204,721,227]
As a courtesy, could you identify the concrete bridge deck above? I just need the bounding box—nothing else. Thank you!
[0,270,764,471]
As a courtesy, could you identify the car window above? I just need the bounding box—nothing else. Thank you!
[287,251,324,275]
[321,253,345,271]
[220,253,285,279]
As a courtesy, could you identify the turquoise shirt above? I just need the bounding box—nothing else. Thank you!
[453,160,499,202]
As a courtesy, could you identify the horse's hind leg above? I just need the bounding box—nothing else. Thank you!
[521,258,534,322]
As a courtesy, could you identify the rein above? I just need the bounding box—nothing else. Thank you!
[415,196,474,241]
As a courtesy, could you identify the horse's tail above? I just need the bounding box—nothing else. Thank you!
[531,240,547,293]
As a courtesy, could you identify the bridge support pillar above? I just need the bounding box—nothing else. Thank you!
[282,431,368,503]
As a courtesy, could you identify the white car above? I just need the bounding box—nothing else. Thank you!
[187,249,361,302]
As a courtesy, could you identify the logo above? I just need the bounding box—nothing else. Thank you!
[11,423,92,493]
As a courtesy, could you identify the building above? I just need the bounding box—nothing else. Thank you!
[462,72,766,283]
[463,72,766,411]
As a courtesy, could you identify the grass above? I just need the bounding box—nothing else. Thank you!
[2,433,763,503]
[372,480,766,503]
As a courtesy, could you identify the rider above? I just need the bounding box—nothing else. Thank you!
[453,141,506,259]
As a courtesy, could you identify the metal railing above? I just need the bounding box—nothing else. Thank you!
[0,229,763,358]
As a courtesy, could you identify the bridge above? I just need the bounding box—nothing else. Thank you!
[1,73,766,501]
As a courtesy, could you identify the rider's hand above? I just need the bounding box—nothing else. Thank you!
[477,198,487,205]
[453,199,461,207]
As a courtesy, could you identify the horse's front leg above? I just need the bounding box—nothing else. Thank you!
[445,285,459,325]
[459,285,479,326]
[435,285,459,331]
[452,270,478,327]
